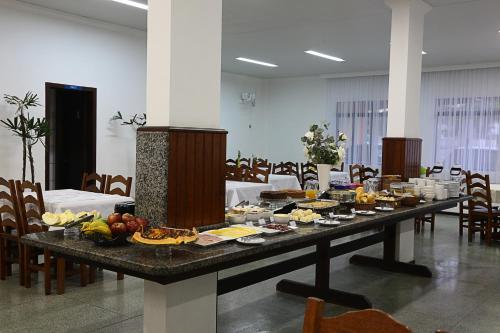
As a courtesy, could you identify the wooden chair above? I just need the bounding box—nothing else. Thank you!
[459,170,469,236]
[426,165,444,177]
[301,162,318,186]
[466,173,500,245]
[252,158,268,167]
[81,172,106,193]
[349,164,364,183]
[225,164,242,181]
[361,166,379,182]
[105,175,132,197]
[239,157,251,168]
[0,178,24,285]
[302,297,449,333]
[244,164,271,183]
[15,180,53,294]
[272,161,300,179]
[331,162,344,172]
[226,158,238,166]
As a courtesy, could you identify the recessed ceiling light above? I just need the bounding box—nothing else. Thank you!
[422,51,427,55]
[305,50,345,62]
[109,0,148,10]
[236,57,278,68]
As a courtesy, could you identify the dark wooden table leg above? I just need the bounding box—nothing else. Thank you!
[57,257,65,295]
[349,224,432,278]
[277,240,372,309]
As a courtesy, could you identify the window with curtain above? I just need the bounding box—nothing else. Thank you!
[434,96,500,181]
[327,75,389,168]
[335,100,388,167]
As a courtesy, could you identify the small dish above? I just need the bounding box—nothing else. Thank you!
[375,207,395,212]
[228,214,246,224]
[318,220,341,227]
[331,214,355,221]
[273,214,290,224]
[236,236,266,245]
[355,210,376,216]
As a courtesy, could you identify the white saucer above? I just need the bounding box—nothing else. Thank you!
[318,220,341,226]
[355,210,376,216]
[236,237,265,245]
[375,207,395,212]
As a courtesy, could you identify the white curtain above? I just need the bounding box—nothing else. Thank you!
[421,68,500,182]
[327,76,389,167]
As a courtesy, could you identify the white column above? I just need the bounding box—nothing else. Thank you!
[144,273,218,333]
[385,0,431,262]
[147,0,222,128]
[385,0,431,137]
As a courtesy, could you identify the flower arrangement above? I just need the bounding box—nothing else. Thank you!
[301,123,347,165]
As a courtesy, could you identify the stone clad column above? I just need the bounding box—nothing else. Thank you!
[384,0,431,263]
[138,1,223,332]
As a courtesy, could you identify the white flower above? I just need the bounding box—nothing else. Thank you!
[337,146,345,161]
[304,131,314,140]
[338,132,347,141]
[303,147,309,157]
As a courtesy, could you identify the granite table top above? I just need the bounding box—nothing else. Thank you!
[22,197,466,285]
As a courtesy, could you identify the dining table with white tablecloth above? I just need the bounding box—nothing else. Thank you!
[268,174,301,191]
[225,181,273,207]
[42,189,134,217]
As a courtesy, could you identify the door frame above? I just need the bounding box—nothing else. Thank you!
[44,82,97,190]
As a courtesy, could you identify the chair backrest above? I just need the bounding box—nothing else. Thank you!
[244,163,271,183]
[273,162,299,178]
[361,167,379,183]
[225,164,243,181]
[302,297,413,333]
[226,158,238,166]
[239,158,251,168]
[450,166,462,177]
[81,172,106,193]
[426,165,444,177]
[301,162,318,185]
[15,180,46,234]
[331,163,344,172]
[0,178,22,236]
[466,172,493,213]
[252,158,268,167]
[349,164,364,183]
[105,175,133,197]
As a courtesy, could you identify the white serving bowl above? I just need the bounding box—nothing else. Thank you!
[246,212,263,222]
[273,214,290,224]
[228,214,246,224]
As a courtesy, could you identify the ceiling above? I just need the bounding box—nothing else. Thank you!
[17,0,500,78]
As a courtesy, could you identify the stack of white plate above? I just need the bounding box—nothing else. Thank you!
[447,181,460,198]
[421,186,436,201]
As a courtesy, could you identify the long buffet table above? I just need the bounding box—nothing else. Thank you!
[22,197,467,333]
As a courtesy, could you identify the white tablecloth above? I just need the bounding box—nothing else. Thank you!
[330,171,350,183]
[490,184,500,204]
[226,181,273,207]
[42,189,134,217]
[268,174,301,191]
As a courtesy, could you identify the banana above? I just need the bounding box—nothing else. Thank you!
[81,221,112,239]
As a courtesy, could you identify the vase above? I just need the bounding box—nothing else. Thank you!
[317,164,334,191]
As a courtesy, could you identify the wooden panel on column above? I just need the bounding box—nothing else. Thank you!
[382,138,422,181]
[135,126,227,228]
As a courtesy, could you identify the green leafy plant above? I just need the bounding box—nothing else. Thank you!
[111,111,147,127]
[300,123,347,165]
[1,92,49,182]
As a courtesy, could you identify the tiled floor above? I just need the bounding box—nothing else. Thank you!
[1,214,499,332]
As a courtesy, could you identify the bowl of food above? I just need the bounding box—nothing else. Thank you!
[227,213,246,224]
[273,213,290,224]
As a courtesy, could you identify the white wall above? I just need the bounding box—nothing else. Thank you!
[220,73,328,163]
[0,0,146,190]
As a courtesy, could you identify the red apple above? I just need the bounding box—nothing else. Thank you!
[110,222,127,236]
[107,213,122,226]
[122,213,135,224]
[126,220,139,234]
[135,217,149,229]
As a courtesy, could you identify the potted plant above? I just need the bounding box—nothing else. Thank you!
[1,92,49,182]
[301,123,347,191]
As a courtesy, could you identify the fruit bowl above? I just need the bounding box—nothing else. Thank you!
[83,233,129,247]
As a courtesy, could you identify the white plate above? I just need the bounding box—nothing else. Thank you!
[318,220,341,226]
[355,210,376,216]
[236,237,266,245]
[419,200,426,203]
[375,207,395,212]
[331,214,356,221]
